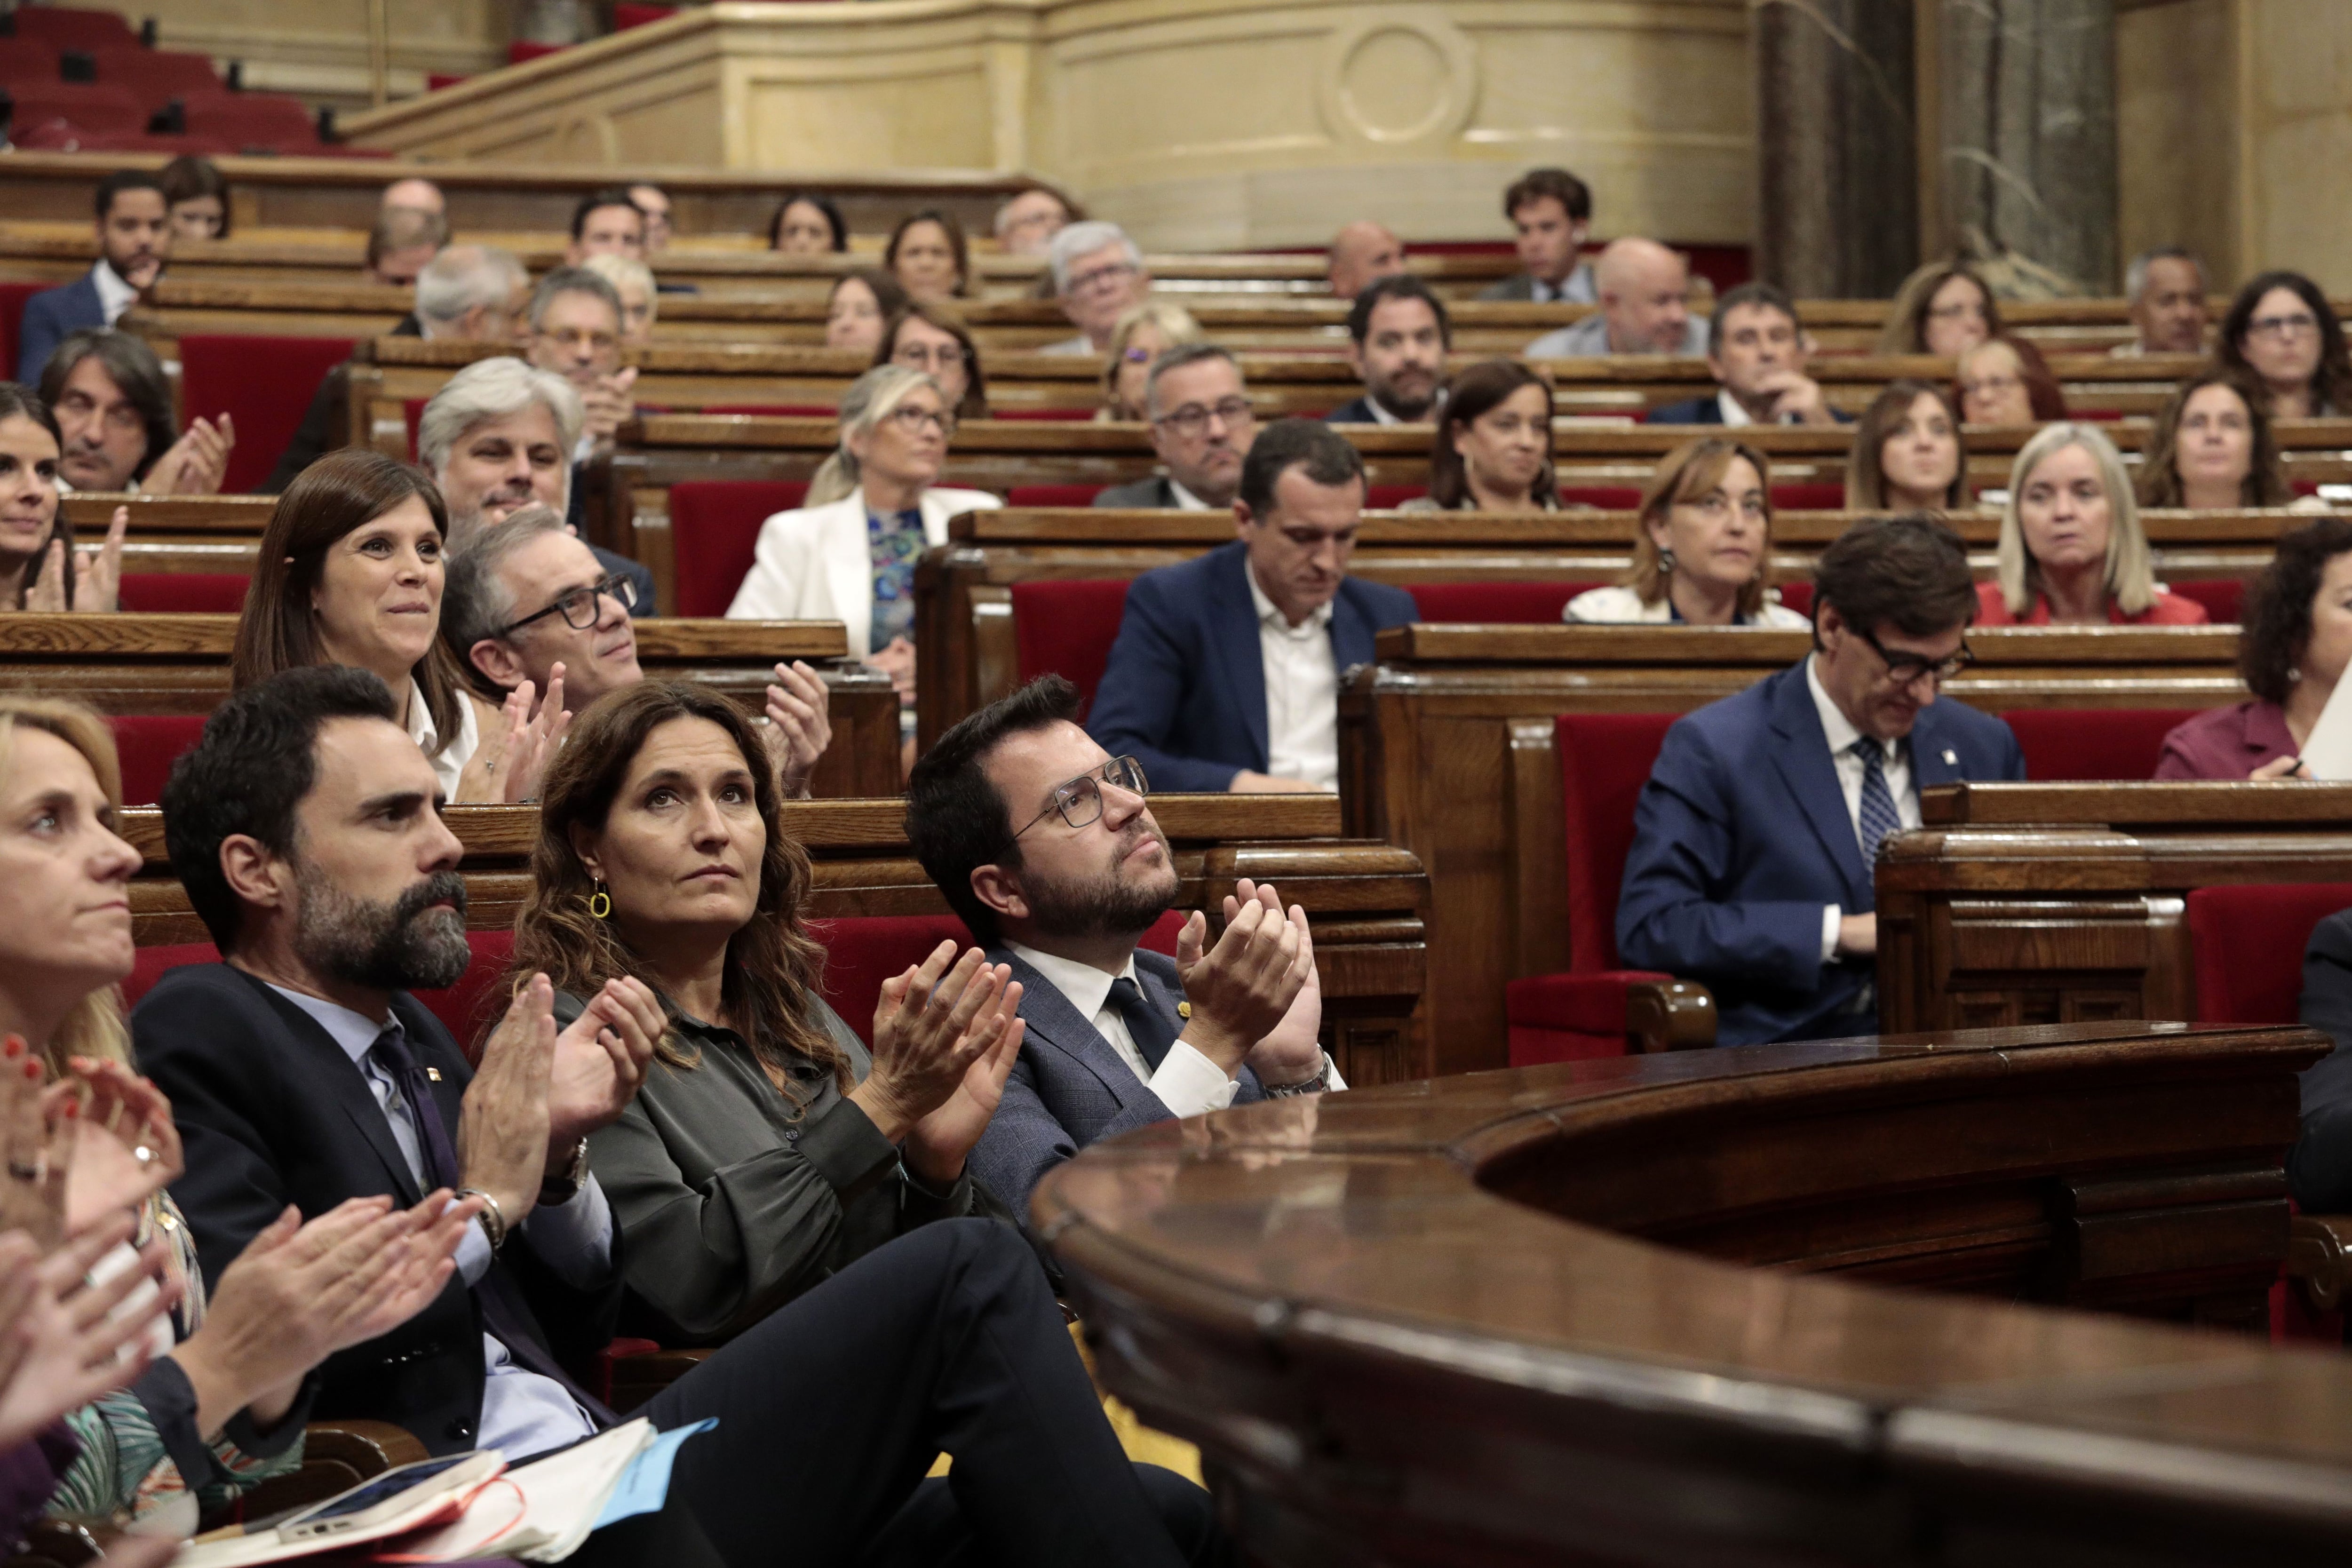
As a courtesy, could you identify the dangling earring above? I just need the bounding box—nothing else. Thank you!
[588,880,611,920]
[1657,547,1677,575]
[2290,667,2304,684]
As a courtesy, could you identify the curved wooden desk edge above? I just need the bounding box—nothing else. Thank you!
[1038,1021,2352,1565]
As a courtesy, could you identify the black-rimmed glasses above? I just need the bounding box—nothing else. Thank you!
[1859,624,1973,685]
[497,571,638,637]
[1004,756,1148,852]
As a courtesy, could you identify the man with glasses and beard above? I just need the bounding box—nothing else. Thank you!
[440,506,834,798]
[1615,514,2024,1048]
[905,675,1344,1218]
[135,667,1234,1568]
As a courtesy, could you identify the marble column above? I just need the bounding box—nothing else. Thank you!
[1931,0,2119,295]
[1754,0,1921,300]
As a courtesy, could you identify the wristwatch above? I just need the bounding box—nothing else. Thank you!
[538,1138,591,1206]
[1264,1057,1332,1098]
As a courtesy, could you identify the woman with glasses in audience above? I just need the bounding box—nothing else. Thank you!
[1977,422,2206,626]
[770,191,848,255]
[0,383,122,613]
[0,695,473,1541]
[232,449,569,801]
[1843,380,1971,511]
[1097,301,1202,423]
[1565,436,1809,627]
[1955,335,2067,425]
[1405,359,1562,513]
[874,301,988,422]
[2157,517,2352,779]
[1877,261,2002,357]
[884,210,971,302]
[822,270,907,358]
[2219,271,2352,419]
[728,366,1000,752]
[2136,366,2315,511]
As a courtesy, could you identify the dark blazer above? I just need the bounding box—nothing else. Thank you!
[133,963,624,1455]
[1091,475,1186,509]
[1087,539,1419,791]
[1645,395,1726,425]
[2295,910,2352,1211]
[1322,397,1386,426]
[1476,264,1596,304]
[970,947,1263,1219]
[1616,661,2025,1047]
[17,270,106,383]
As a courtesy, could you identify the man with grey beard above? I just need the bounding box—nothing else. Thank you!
[904,674,1348,1217]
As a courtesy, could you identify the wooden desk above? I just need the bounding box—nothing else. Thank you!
[120,794,1430,1087]
[1878,781,2352,1033]
[1039,1021,2348,1566]
[58,493,277,576]
[0,615,903,798]
[1339,625,2248,1077]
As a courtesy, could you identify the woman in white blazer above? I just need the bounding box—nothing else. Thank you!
[1564,436,1810,628]
[726,365,1000,734]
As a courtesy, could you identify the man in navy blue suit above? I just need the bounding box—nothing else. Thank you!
[18,170,171,384]
[1087,418,1418,792]
[906,674,1339,1216]
[1647,282,1846,430]
[1617,513,2025,1046]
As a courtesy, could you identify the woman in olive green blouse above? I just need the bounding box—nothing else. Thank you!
[511,680,1025,1345]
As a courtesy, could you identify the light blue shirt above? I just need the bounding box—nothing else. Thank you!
[268,983,614,1458]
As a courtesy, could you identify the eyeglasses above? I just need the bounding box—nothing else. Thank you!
[887,404,956,438]
[1926,300,1986,322]
[1153,396,1255,439]
[2248,312,2320,341]
[1003,756,1149,851]
[497,571,638,637]
[1858,624,1974,686]
[1065,261,1138,296]
[892,342,970,373]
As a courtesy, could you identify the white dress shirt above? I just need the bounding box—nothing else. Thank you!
[1166,477,1211,511]
[267,984,613,1459]
[1805,654,1919,964]
[405,676,479,800]
[1244,561,1339,790]
[1715,388,1754,427]
[90,259,138,325]
[1007,944,1240,1117]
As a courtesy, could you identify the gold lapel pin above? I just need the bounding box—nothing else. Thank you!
[1176,1002,1192,1019]
[1941,748,1957,766]
[426,1067,442,1082]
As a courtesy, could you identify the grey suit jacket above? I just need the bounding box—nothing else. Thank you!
[1477,263,1597,304]
[969,945,1264,1220]
[1091,474,1185,509]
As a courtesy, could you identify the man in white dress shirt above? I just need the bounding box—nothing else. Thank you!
[905,674,1345,1215]
[17,170,171,383]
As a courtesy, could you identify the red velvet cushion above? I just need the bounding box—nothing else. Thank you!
[2169,579,2244,623]
[2188,883,2352,1025]
[5,80,143,136]
[126,940,219,1006]
[1407,581,1592,623]
[1771,482,1846,510]
[177,91,319,151]
[669,480,807,619]
[413,930,519,1058]
[509,39,566,64]
[1367,483,1426,509]
[1007,485,1103,508]
[1010,579,1130,718]
[612,3,675,28]
[12,8,136,48]
[1557,712,1679,973]
[1504,971,1676,1065]
[1997,708,2201,782]
[116,573,247,613]
[1777,581,1814,617]
[108,715,206,806]
[93,50,221,109]
[1558,485,1642,509]
[0,279,47,384]
[811,914,976,1045]
[180,335,356,493]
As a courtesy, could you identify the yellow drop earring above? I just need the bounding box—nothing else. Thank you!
[588,881,611,920]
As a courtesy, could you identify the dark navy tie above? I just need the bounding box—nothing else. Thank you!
[370,1025,461,1189]
[1852,738,1904,866]
[1107,977,1178,1073]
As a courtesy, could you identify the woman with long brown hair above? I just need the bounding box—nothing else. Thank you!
[2218,270,2352,419]
[2136,366,2302,510]
[0,382,122,613]
[1843,380,1971,511]
[509,680,1026,1343]
[1407,358,1560,512]
[231,448,565,801]
[1876,261,2001,357]
[874,300,989,422]
[1564,437,1809,627]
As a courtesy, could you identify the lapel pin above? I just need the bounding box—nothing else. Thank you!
[426,1067,442,1082]
[1176,1002,1192,1019]
[1940,748,1957,767]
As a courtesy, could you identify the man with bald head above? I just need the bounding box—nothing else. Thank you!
[1326,221,1406,300]
[381,176,446,217]
[1525,237,1707,357]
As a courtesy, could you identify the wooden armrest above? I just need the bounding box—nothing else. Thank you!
[2288,1212,2352,1313]
[1626,980,1717,1053]
[7,1518,105,1568]
[230,1418,431,1524]
[606,1347,715,1415]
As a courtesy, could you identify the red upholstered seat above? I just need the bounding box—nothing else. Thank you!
[1776,580,1813,616]
[117,573,247,613]
[1010,579,1129,717]
[1406,581,1592,623]
[2169,579,2244,623]
[668,479,807,618]
[2187,883,2352,1026]
[1997,708,2199,781]
[509,40,566,64]
[11,8,135,48]
[108,715,206,806]
[180,335,356,494]
[1503,712,1683,1064]
[1367,483,1426,509]
[1006,484,1102,508]
[1558,485,1642,509]
[125,940,218,1006]
[613,3,676,27]
[92,48,218,109]
[412,929,517,1057]
[0,38,61,84]
[175,90,318,151]
[1771,482,1846,510]
[4,80,142,136]
[0,279,47,386]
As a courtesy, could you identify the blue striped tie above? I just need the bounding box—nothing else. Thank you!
[1852,739,1903,865]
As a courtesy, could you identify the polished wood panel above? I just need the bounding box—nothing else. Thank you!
[1339,627,2248,1076]
[0,615,900,798]
[120,796,1429,1087]
[1039,1021,2346,1566]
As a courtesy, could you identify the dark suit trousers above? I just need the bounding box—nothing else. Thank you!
[647,1218,1222,1568]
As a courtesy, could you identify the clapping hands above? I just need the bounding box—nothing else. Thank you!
[23,507,125,614]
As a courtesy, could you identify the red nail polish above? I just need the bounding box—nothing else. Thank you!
[1,1036,18,1058]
